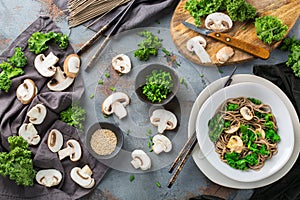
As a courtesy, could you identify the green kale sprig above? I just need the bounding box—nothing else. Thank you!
[7,47,27,68]
[60,104,86,131]
[134,31,162,61]
[0,61,24,92]
[255,16,288,44]
[0,136,36,186]
[28,31,69,54]
[225,0,256,22]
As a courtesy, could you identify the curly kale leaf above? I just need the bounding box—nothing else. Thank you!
[28,31,69,54]
[0,136,36,186]
[60,104,86,131]
[225,0,257,22]
[0,62,24,92]
[7,47,27,68]
[255,16,288,44]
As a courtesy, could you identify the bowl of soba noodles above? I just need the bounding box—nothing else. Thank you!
[195,82,294,182]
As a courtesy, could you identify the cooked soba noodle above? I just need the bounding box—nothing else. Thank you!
[208,97,280,171]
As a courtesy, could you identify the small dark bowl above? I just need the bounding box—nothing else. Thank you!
[135,63,180,106]
[85,122,124,160]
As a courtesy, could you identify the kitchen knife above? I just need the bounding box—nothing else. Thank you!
[181,21,270,60]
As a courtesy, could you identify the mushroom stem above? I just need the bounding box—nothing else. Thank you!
[58,145,74,160]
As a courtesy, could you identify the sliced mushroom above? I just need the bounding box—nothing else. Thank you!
[70,165,95,189]
[47,129,64,153]
[16,79,38,104]
[34,52,58,77]
[58,139,82,161]
[111,54,131,74]
[150,109,177,134]
[240,106,254,120]
[47,67,74,91]
[63,54,80,78]
[216,46,235,64]
[36,169,62,187]
[131,149,151,170]
[27,104,47,124]
[205,12,233,32]
[224,120,240,134]
[18,123,40,145]
[226,135,244,153]
[102,92,130,119]
[152,134,172,154]
[187,36,212,64]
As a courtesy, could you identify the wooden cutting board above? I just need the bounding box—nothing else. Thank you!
[170,0,300,66]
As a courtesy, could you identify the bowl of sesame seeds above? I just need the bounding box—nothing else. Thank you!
[85,122,124,160]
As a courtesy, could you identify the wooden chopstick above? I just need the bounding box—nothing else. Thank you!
[167,65,238,188]
[84,0,137,71]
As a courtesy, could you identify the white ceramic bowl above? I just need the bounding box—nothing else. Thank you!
[195,82,294,182]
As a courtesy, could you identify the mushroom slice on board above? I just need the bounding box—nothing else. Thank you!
[18,123,40,145]
[131,149,151,170]
[47,129,64,153]
[58,139,82,161]
[63,54,81,78]
[36,169,62,187]
[205,12,233,32]
[102,92,130,119]
[187,36,212,64]
[152,134,172,154]
[16,79,38,104]
[216,46,235,64]
[27,104,47,125]
[47,67,75,91]
[34,52,58,77]
[70,165,95,189]
[150,109,177,134]
[111,54,131,74]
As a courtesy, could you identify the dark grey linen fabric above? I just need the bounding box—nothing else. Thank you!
[0,16,108,199]
[55,0,180,34]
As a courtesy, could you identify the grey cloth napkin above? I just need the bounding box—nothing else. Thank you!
[55,0,180,33]
[0,16,108,199]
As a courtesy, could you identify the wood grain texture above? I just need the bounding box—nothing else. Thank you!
[170,0,300,66]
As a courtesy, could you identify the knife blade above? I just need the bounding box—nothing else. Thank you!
[181,21,270,60]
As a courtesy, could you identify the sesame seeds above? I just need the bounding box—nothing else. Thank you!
[90,129,117,156]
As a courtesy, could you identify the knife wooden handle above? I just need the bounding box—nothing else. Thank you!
[208,32,270,60]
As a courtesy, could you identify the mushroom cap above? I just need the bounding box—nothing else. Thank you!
[226,135,244,153]
[18,123,40,145]
[47,129,64,153]
[150,109,177,133]
[152,134,172,154]
[216,46,235,64]
[186,36,212,64]
[58,139,82,161]
[102,92,130,119]
[16,79,38,104]
[224,120,240,134]
[63,54,80,78]
[205,12,233,32]
[70,165,95,189]
[36,169,62,187]
[27,104,47,125]
[131,149,151,170]
[34,52,58,77]
[111,54,131,74]
[240,106,254,120]
[47,67,75,91]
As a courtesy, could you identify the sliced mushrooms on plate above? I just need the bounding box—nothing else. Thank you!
[150,109,177,134]
[111,54,131,74]
[131,149,151,170]
[102,92,130,119]
[152,134,172,154]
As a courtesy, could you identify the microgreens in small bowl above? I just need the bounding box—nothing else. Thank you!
[135,63,179,106]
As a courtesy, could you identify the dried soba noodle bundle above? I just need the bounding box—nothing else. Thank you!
[68,0,130,28]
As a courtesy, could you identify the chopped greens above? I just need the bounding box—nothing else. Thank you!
[142,69,173,103]
[255,16,288,44]
[281,36,300,77]
[156,181,161,188]
[60,104,86,131]
[226,103,238,111]
[28,31,69,54]
[129,175,135,182]
[0,136,36,186]
[7,47,27,68]
[134,31,162,61]
[0,61,24,92]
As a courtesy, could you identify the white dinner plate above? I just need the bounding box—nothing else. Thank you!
[195,82,294,182]
[188,74,300,189]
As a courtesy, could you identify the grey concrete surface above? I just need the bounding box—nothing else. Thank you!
[0,1,299,200]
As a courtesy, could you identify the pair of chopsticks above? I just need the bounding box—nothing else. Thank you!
[167,65,238,188]
[83,0,137,71]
